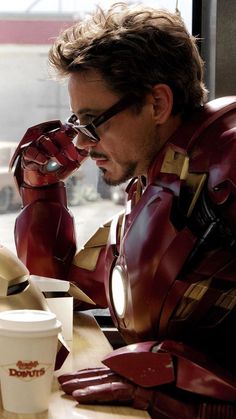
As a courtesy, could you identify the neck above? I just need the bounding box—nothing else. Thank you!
[146,114,183,183]
[158,114,182,148]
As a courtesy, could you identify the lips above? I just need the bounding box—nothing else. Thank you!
[95,158,108,167]
[91,155,109,166]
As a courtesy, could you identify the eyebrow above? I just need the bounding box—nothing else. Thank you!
[77,107,94,115]
[73,106,106,118]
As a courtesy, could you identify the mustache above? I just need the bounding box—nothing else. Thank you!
[89,151,108,159]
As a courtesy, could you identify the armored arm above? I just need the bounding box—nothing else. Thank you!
[58,340,236,419]
[10,120,111,307]
[14,181,76,280]
[10,120,83,280]
[10,120,88,284]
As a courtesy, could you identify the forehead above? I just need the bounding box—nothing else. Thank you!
[68,70,118,112]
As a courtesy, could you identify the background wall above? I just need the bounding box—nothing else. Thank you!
[0,14,72,141]
[0,45,69,141]
[201,0,236,99]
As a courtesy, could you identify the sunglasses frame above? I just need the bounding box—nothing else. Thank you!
[66,95,138,142]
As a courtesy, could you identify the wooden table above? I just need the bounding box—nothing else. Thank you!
[0,312,150,419]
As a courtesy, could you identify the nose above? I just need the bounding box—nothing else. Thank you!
[75,132,97,150]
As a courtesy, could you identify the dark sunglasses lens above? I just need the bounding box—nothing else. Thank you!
[80,126,99,141]
[66,116,99,141]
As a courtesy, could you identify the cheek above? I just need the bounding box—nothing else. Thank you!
[123,117,155,154]
[100,110,155,158]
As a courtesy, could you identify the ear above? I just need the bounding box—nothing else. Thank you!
[150,84,173,124]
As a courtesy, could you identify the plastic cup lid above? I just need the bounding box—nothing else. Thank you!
[0,309,60,333]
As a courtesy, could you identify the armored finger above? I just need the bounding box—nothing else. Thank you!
[60,371,118,394]
[72,381,135,404]
[58,366,111,385]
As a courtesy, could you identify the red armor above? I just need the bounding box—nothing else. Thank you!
[10,97,236,418]
[105,96,236,356]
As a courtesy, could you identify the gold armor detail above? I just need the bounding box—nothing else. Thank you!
[0,246,48,311]
[174,279,211,319]
[215,288,236,311]
[185,173,207,217]
[0,246,29,295]
[171,279,236,331]
[73,223,111,271]
[160,147,189,180]
[73,215,123,271]
[160,146,207,217]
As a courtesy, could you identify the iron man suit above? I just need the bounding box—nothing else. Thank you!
[10,96,236,418]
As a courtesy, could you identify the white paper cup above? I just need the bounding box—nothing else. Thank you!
[0,309,61,414]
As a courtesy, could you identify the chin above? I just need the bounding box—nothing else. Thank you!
[99,170,122,187]
[101,164,137,186]
[104,177,123,187]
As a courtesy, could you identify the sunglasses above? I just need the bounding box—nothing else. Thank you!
[66,95,138,142]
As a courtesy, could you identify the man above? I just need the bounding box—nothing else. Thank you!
[10,3,236,418]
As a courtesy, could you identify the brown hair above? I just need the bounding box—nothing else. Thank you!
[49,2,208,115]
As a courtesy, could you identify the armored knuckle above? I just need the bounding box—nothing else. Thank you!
[10,120,80,189]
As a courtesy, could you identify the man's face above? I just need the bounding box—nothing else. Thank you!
[68,70,161,186]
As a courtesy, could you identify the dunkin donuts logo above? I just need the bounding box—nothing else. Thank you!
[1,360,51,381]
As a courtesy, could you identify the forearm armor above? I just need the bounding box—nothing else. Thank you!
[15,182,76,280]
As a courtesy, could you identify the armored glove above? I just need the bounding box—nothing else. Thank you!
[9,120,89,279]
[58,340,236,419]
[10,120,88,188]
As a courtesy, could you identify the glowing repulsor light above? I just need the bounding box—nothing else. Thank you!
[111,266,126,317]
[46,160,60,172]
